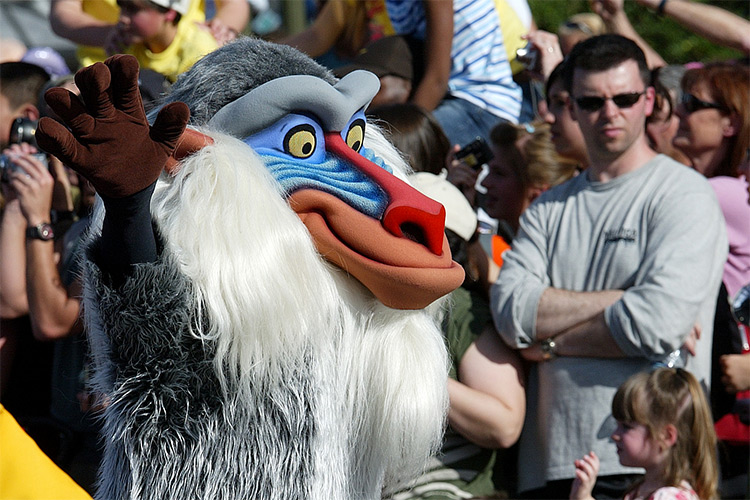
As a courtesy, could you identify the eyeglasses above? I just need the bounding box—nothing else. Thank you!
[680,93,728,114]
[574,92,645,112]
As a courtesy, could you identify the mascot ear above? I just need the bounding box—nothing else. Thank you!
[165,128,214,175]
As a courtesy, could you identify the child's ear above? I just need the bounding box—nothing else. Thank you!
[165,9,178,22]
[662,424,678,448]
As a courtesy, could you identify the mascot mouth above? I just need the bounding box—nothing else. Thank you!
[290,189,464,310]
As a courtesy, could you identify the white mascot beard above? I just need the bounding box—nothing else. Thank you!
[108,126,451,499]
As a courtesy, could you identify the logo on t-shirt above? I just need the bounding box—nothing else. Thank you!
[604,228,637,244]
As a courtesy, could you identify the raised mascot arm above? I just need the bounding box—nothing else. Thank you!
[36,55,189,284]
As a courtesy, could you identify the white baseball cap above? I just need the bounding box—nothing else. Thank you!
[409,172,478,242]
[149,0,191,15]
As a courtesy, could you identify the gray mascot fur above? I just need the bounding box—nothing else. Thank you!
[38,38,465,499]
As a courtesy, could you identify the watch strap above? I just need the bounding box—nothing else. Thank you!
[540,337,558,361]
[26,222,55,241]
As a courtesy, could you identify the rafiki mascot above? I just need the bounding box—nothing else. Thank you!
[36,38,465,499]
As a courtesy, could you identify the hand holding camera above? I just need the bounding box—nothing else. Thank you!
[3,143,55,228]
[0,117,49,182]
[446,138,494,208]
[518,31,564,82]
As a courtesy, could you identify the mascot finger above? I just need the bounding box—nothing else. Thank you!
[150,102,190,154]
[74,61,115,120]
[105,54,145,118]
[43,87,92,134]
[37,117,87,172]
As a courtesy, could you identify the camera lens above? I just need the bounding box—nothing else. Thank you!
[9,117,39,148]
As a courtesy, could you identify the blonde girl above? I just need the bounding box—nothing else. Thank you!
[570,368,718,500]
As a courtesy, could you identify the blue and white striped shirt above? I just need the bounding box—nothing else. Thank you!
[386,0,522,123]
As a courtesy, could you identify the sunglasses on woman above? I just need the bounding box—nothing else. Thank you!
[574,92,645,112]
[680,93,728,114]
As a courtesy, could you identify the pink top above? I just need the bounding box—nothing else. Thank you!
[709,175,750,298]
[624,481,700,500]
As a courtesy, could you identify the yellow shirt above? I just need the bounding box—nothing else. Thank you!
[493,0,529,74]
[77,0,206,67]
[124,16,218,82]
[0,404,92,500]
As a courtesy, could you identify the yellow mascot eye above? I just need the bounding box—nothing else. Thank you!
[284,124,317,159]
[345,119,365,152]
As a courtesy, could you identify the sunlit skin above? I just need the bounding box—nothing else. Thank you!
[611,421,661,469]
[569,60,656,180]
[610,419,676,496]
[0,93,16,149]
[673,82,735,178]
[540,80,589,167]
[0,93,39,150]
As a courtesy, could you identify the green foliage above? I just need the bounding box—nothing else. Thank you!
[527,0,747,64]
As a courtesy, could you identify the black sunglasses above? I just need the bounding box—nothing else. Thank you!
[680,93,728,114]
[574,92,645,112]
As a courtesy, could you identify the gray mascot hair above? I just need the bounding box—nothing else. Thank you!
[85,38,450,500]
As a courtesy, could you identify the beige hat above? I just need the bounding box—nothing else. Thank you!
[409,172,477,242]
[149,0,191,15]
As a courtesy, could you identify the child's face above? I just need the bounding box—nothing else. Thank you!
[611,420,660,469]
[117,1,167,43]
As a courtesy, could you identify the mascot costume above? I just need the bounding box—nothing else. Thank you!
[36,38,464,499]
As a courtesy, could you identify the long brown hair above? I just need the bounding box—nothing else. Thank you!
[612,368,718,500]
[489,121,577,190]
[682,62,750,177]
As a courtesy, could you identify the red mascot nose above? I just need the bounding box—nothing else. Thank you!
[325,132,446,256]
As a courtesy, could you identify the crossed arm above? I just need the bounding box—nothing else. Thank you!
[531,288,626,359]
[492,185,724,363]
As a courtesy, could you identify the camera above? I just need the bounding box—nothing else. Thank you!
[0,153,49,182]
[456,137,493,170]
[515,42,539,71]
[9,117,40,148]
[1,116,48,182]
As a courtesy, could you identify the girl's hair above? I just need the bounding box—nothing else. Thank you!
[612,368,718,500]
[489,121,577,190]
[682,62,750,177]
[557,13,606,39]
[367,103,450,175]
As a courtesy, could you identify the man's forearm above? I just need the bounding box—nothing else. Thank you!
[535,288,623,339]
[554,311,625,358]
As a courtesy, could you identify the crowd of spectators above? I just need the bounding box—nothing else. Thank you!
[1,0,749,498]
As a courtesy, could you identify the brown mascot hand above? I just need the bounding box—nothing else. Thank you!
[36,54,189,198]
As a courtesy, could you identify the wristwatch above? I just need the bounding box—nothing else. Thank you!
[26,222,55,241]
[540,337,558,361]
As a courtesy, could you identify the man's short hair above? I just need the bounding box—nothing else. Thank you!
[0,61,50,109]
[562,34,650,93]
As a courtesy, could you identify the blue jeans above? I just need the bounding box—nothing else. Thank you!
[432,96,509,148]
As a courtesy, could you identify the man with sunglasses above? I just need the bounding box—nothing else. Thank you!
[491,35,727,499]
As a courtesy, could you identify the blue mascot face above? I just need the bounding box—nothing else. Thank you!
[203,71,464,309]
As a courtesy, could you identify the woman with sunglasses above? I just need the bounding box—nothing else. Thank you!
[674,61,750,500]
[673,62,750,300]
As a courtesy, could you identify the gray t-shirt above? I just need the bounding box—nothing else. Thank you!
[491,155,727,491]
